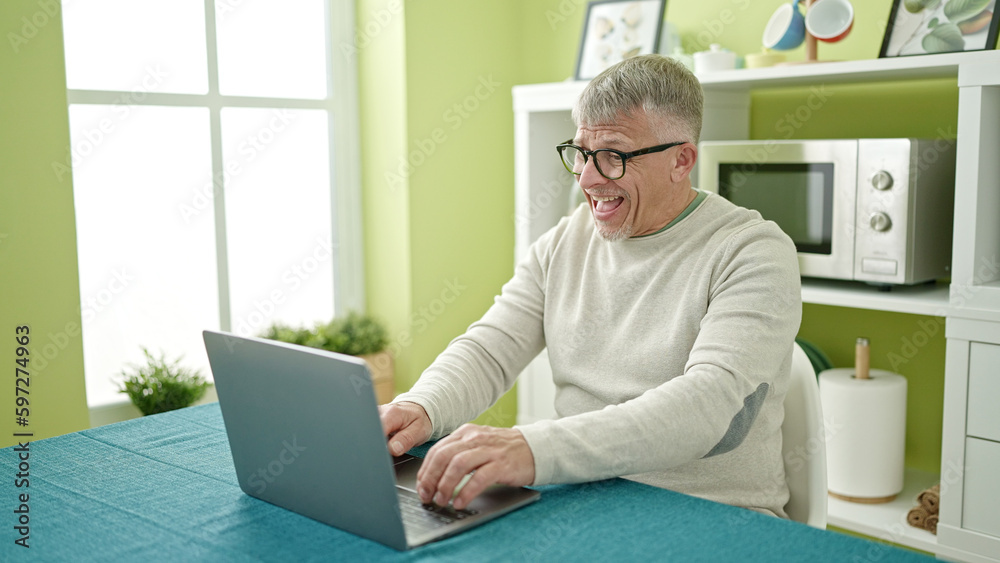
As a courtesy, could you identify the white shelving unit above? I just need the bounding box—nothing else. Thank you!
[512,50,1000,562]
[801,280,950,317]
[828,468,939,553]
[828,467,998,563]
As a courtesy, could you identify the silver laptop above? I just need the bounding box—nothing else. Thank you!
[203,330,540,550]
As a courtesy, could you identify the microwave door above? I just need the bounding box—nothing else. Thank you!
[718,162,834,252]
[700,140,858,281]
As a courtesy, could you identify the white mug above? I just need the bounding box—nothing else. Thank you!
[806,0,854,43]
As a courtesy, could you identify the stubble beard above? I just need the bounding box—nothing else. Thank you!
[594,218,633,241]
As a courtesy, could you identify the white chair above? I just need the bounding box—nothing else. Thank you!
[781,342,828,528]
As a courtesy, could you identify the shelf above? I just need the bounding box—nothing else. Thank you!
[828,467,940,554]
[512,81,586,113]
[513,50,1000,113]
[802,279,950,317]
[695,50,999,91]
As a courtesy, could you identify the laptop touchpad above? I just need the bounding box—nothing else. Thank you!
[393,454,421,491]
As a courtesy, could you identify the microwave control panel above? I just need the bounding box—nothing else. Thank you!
[854,138,956,285]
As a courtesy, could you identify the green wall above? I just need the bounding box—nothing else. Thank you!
[0,0,90,447]
[403,2,523,426]
[360,0,974,472]
[359,0,526,426]
[356,0,413,402]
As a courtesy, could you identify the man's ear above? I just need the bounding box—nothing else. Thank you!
[670,143,698,183]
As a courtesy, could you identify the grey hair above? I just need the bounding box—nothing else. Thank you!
[573,54,703,145]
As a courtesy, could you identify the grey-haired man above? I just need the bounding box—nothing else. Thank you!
[380,54,801,517]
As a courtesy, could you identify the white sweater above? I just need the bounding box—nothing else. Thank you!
[395,191,802,516]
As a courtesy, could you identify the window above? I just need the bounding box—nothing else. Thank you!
[61,0,363,406]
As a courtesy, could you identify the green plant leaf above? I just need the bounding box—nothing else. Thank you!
[260,323,312,346]
[261,312,389,357]
[944,0,991,22]
[118,348,209,415]
[929,17,940,28]
[922,22,966,52]
[905,0,941,13]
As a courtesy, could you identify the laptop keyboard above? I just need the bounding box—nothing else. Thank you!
[398,493,479,535]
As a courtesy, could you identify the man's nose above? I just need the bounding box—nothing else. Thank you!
[577,157,609,188]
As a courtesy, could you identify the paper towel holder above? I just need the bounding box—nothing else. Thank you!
[824,336,905,504]
[854,337,869,380]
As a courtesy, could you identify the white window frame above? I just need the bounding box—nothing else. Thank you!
[64,0,365,342]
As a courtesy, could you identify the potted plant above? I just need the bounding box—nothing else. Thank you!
[262,312,394,404]
[118,348,211,415]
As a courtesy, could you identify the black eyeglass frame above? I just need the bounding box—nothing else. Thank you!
[556,139,687,180]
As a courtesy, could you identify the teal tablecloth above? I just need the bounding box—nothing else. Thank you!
[1,403,930,561]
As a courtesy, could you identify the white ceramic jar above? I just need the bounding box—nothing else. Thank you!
[693,44,736,73]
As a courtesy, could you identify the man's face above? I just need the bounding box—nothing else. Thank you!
[574,111,681,240]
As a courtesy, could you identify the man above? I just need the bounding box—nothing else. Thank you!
[379,54,801,517]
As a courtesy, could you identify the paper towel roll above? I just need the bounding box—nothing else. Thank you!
[819,368,907,501]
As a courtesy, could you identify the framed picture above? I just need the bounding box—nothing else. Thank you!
[879,0,999,57]
[575,0,666,80]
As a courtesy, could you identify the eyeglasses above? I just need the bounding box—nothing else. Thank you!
[556,140,686,180]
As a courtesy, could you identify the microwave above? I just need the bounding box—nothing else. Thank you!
[699,139,956,286]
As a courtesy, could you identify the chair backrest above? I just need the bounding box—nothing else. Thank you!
[782,342,828,528]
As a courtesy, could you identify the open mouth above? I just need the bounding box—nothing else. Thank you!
[590,194,625,221]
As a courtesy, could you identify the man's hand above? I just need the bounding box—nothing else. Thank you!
[416,424,535,511]
[379,401,433,457]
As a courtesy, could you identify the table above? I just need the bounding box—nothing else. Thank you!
[1,403,931,561]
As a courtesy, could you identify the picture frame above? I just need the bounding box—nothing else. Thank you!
[879,0,999,58]
[575,0,666,81]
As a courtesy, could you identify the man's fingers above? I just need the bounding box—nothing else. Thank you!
[390,413,433,457]
[416,424,535,508]
[432,449,490,506]
[378,405,404,436]
[379,402,432,457]
[417,436,462,502]
[388,427,418,456]
[451,465,498,510]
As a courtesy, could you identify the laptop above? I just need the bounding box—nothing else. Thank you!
[203,330,540,550]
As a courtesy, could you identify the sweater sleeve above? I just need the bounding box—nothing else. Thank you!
[516,222,801,485]
[392,223,556,439]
